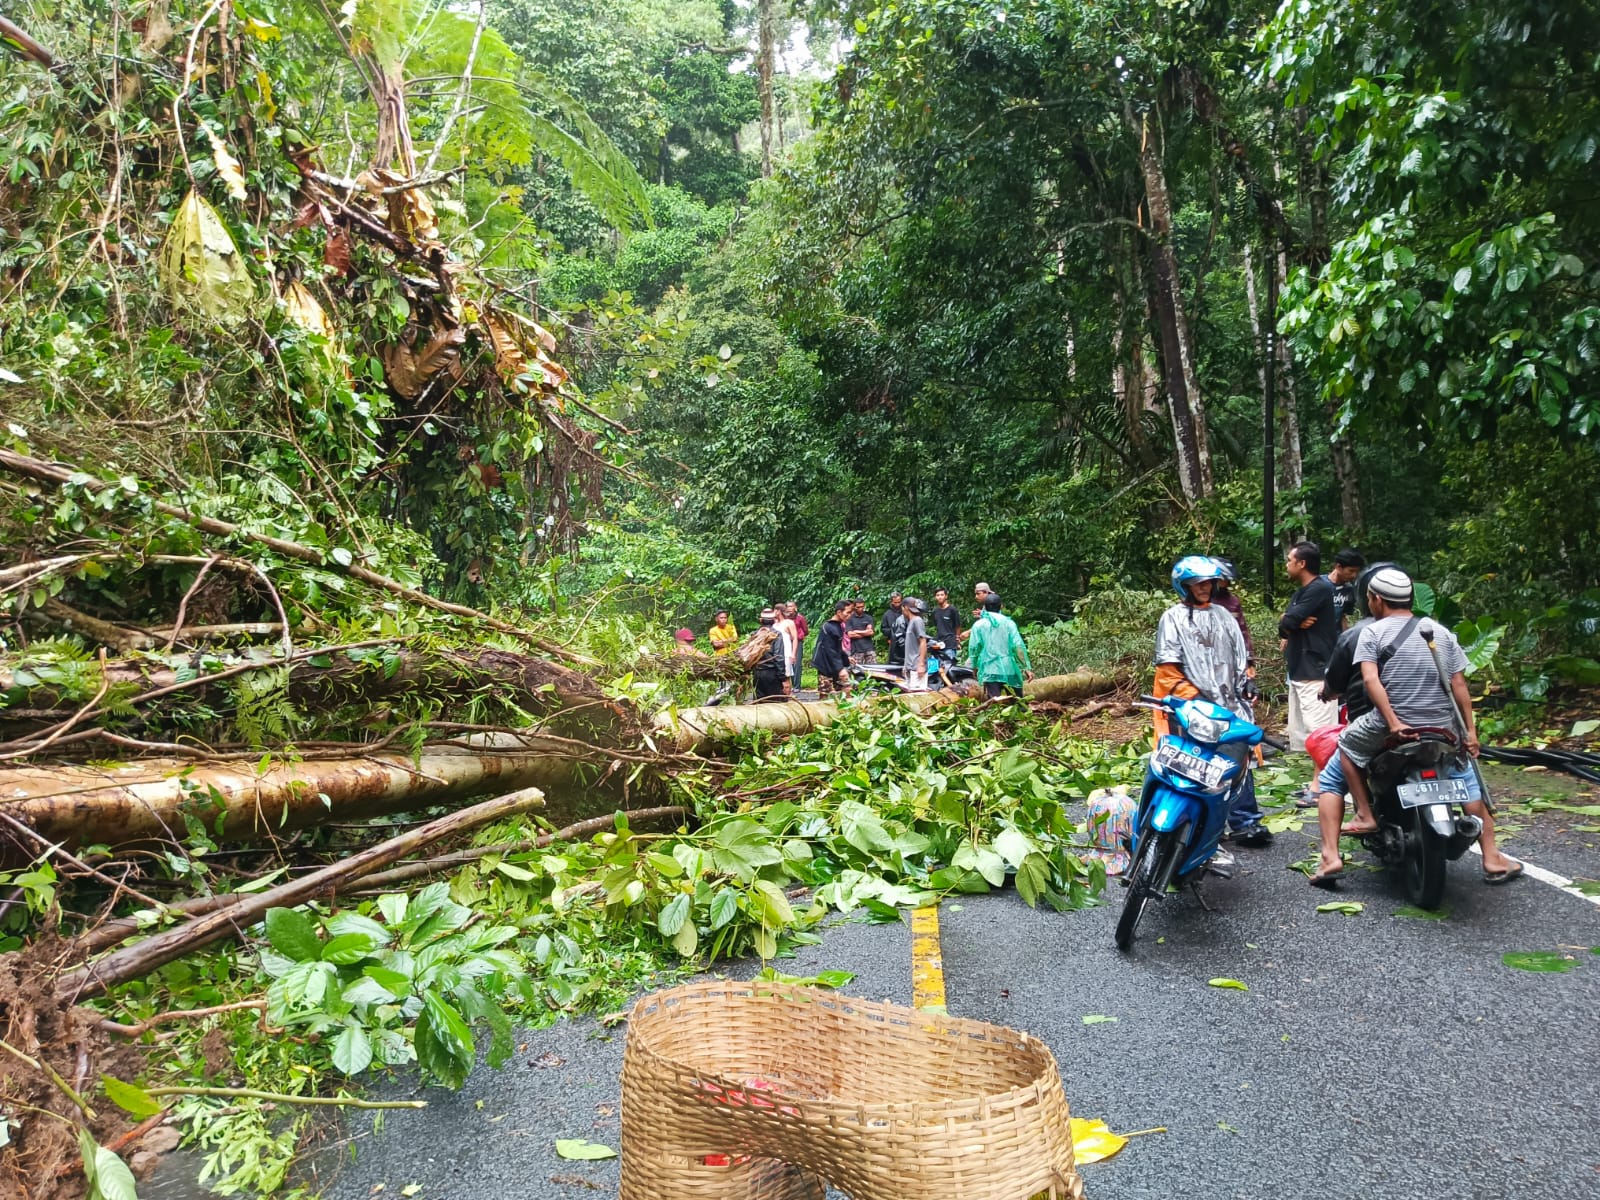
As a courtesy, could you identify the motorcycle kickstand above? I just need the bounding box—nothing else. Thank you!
[1188,877,1215,912]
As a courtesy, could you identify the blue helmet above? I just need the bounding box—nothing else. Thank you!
[1171,555,1225,598]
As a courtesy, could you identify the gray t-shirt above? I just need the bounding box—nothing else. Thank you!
[903,615,928,671]
[1353,616,1466,728]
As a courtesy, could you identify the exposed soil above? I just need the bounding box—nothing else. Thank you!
[0,939,147,1200]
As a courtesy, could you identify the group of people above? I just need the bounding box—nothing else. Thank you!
[679,583,1035,703]
[1153,542,1521,886]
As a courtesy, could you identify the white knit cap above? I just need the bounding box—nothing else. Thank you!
[1368,567,1414,605]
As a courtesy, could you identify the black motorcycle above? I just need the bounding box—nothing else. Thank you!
[1358,728,1483,909]
[849,641,974,691]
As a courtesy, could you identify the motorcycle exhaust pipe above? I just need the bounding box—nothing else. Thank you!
[1444,814,1483,860]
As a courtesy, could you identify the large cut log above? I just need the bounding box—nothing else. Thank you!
[0,733,663,857]
[654,670,1117,752]
[56,787,548,1002]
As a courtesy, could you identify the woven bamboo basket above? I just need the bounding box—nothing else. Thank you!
[619,980,1085,1200]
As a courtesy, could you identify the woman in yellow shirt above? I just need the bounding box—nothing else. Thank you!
[708,610,739,654]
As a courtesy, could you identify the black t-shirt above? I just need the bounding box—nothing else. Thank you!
[930,604,961,649]
[1324,574,1357,627]
[1321,619,1373,719]
[845,613,874,639]
[1278,576,1339,682]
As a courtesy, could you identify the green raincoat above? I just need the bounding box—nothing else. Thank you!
[965,611,1032,688]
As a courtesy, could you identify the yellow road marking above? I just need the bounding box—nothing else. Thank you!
[910,905,947,1014]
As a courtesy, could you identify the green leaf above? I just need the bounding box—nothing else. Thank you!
[101,1075,162,1119]
[554,1139,617,1161]
[1393,905,1449,921]
[1571,719,1600,738]
[332,1025,373,1075]
[264,907,322,962]
[751,880,794,928]
[993,827,1035,869]
[415,991,475,1089]
[657,892,690,938]
[1315,901,1364,915]
[707,887,739,930]
[671,920,699,957]
[1013,852,1050,908]
[1452,265,1473,293]
[89,1140,140,1200]
[321,932,378,964]
[1501,951,1575,973]
[1207,978,1249,991]
[1081,1015,1118,1025]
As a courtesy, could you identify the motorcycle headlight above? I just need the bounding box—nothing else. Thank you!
[1182,710,1228,744]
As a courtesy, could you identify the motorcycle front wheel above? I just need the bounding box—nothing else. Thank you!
[1115,828,1177,952]
[1404,808,1448,909]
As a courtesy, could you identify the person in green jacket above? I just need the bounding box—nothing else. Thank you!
[965,592,1034,699]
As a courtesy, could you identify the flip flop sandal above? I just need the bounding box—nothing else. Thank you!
[1308,868,1345,889]
[1484,861,1525,885]
[1340,824,1379,836]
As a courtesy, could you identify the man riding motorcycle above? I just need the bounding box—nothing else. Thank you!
[1153,556,1270,847]
[1333,567,1521,885]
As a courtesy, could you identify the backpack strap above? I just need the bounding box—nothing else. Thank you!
[1374,615,1421,675]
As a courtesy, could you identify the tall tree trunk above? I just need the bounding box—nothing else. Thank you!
[1112,283,1159,469]
[757,0,776,177]
[1128,103,1212,500]
[1302,137,1363,531]
[1244,242,1304,536]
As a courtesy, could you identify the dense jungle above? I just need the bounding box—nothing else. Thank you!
[1,0,1598,1195]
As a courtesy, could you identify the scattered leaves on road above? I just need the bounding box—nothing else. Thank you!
[1393,905,1449,920]
[1501,951,1576,973]
[1208,978,1248,991]
[555,1139,618,1160]
[755,967,855,988]
[1081,1015,1118,1025]
[1316,901,1364,915]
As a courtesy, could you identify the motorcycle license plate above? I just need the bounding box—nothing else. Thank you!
[1396,777,1473,808]
[1154,742,1226,789]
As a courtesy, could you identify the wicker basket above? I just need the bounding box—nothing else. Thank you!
[619,980,1085,1200]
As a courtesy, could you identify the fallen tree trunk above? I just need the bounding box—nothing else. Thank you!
[654,670,1117,752]
[56,787,548,1002]
[0,449,597,668]
[70,804,689,957]
[0,734,665,857]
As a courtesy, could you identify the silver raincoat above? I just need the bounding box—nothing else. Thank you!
[1154,602,1250,719]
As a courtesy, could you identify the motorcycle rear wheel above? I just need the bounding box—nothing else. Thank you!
[1403,808,1448,909]
[1115,829,1176,952]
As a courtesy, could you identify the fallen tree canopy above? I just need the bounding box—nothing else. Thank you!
[0,642,628,750]
[653,670,1119,752]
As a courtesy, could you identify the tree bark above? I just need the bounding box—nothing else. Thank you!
[0,734,658,857]
[655,671,1116,752]
[55,788,548,1002]
[756,0,777,177]
[1128,104,1212,500]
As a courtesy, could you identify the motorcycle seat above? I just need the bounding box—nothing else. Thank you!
[1370,727,1461,777]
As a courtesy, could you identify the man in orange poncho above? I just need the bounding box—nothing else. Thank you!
[1152,555,1271,848]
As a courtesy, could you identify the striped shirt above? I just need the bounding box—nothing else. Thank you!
[1352,616,1466,729]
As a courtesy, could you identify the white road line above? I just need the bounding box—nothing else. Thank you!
[1468,844,1600,908]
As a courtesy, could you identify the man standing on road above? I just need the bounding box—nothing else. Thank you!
[1156,556,1270,847]
[929,587,961,675]
[962,581,992,644]
[1327,567,1521,886]
[751,608,791,701]
[966,592,1034,700]
[772,603,798,687]
[882,592,907,668]
[1326,548,1366,630]
[901,597,929,690]
[785,602,808,690]
[1279,541,1340,752]
[845,599,876,664]
[812,600,854,698]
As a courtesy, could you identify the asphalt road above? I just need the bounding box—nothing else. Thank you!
[145,787,1600,1200]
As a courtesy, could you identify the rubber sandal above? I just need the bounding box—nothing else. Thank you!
[1340,823,1378,836]
[1308,867,1344,889]
[1484,861,1525,885]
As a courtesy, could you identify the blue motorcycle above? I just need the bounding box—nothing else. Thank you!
[1115,694,1283,951]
